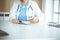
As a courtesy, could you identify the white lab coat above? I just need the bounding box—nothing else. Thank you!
[10,1,44,23]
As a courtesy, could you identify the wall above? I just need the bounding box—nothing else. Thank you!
[5,0,14,12]
[0,0,6,12]
[33,0,42,10]
[0,0,14,12]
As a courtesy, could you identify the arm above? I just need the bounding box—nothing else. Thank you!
[30,1,44,23]
[10,2,20,24]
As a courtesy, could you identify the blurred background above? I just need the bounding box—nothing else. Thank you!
[0,0,60,40]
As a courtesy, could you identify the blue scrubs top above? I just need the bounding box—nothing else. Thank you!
[18,3,28,21]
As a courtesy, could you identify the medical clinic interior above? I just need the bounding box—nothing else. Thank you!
[0,0,60,40]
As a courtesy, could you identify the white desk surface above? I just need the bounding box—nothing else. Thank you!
[0,20,60,40]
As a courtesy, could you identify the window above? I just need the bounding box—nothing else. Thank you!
[53,0,60,23]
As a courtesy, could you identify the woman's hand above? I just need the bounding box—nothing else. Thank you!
[12,19,20,24]
[30,18,39,23]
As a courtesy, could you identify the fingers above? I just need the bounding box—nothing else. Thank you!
[30,18,39,23]
[12,19,20,24]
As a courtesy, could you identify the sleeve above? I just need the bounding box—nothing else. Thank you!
[9,2,18,21]
[32,1,44,21]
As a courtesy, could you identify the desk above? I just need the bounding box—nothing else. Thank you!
[0,20,60,39]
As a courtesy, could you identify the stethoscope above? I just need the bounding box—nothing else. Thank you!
[27,5,34,19]
[28,5,33,11]
[16,4,33,20]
